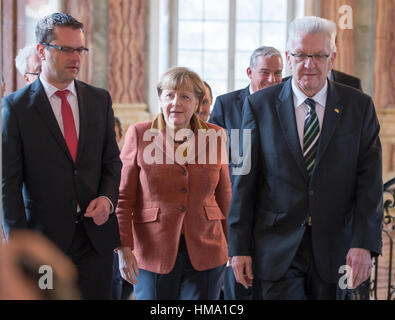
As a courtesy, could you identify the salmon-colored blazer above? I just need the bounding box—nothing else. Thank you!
[116,114,231,274]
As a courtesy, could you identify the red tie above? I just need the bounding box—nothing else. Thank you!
[55,90,78,162]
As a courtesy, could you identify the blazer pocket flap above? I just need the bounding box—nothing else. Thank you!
[133,208,159,223]
[204,206,225,220]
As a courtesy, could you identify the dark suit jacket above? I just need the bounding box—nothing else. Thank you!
[2,78,122,255]
[209,86,250,183]
[228,78,383,283]
[332,70,362,91]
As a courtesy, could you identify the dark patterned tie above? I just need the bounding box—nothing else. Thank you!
[303,98,320,176]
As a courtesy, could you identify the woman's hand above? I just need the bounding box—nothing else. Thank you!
[118,247,139,285]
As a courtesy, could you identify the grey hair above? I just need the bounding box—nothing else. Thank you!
[250,46,283,69]
[35,12,83,44]
[15,45,39,75]
[286,16,337,53]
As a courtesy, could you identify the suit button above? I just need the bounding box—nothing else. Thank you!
[74,169,78,176]
[181,187,187,193]
[178,206,186,212]
[182,169,187,176]
[309,190,314,196]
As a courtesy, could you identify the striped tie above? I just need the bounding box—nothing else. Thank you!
[303,98,320,176]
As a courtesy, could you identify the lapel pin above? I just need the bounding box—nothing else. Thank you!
[334,108,340,114]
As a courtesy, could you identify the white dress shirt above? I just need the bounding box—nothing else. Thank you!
[39,76,80,138]
[291,79,328,150]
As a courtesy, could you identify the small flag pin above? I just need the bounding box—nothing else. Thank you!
[334,108,340,114]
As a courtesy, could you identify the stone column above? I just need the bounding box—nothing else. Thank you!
[1,0,26,94]
[372,0,395,300]
[373,0,395,109]
[65,0,94,85]
[108,0,151,133]
[320,0,356,75]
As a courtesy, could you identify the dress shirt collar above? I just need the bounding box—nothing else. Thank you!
[39,76,77,99]
[291,78,328,108]
[249,84,254,95]
[327,69,334,81]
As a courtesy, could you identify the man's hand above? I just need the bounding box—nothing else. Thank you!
[231,256,253,289]
[346,248,372,289]
[84,197,111,226]
[118,247,139,285]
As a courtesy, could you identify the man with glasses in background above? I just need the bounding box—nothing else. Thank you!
[15,44,42,85]
[209,45,283,300]
[228,16,382,299]
[2,13,122,299]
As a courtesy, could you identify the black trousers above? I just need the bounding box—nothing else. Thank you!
[67,221,113,300]
[256,227,338,300]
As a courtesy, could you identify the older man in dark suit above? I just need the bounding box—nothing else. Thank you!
[2,13,122,299]
[209,46,283,300]
[229,16,383,300]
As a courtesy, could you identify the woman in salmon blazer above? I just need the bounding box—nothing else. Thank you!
[116,67,231,300]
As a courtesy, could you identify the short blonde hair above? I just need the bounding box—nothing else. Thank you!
[157,67,206,107]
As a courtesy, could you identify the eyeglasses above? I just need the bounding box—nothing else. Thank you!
[42,42,89,56]
[25,72,40,76]
[290,52,330,63]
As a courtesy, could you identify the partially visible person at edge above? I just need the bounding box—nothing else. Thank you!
[196,81,213,122]
[116,66,231,300]
[15,44,42,85]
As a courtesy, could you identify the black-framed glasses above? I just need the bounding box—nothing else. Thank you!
[42,42,89,56]
[290,52,330,62]
[25,72,40,76]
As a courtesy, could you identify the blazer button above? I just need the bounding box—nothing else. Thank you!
[74,169,78,176]
[181,187,187,193]
[178,206,186,212]
[182,169,187,176]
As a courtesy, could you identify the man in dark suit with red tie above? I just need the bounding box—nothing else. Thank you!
[2,13,122,299]
[229,16,383,299]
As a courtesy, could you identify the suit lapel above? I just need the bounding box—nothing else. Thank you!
[314,80,342,168]
[236,86,250,115]
[31,79,73,162]
[74,81,87,164]
[276,79,308,180]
